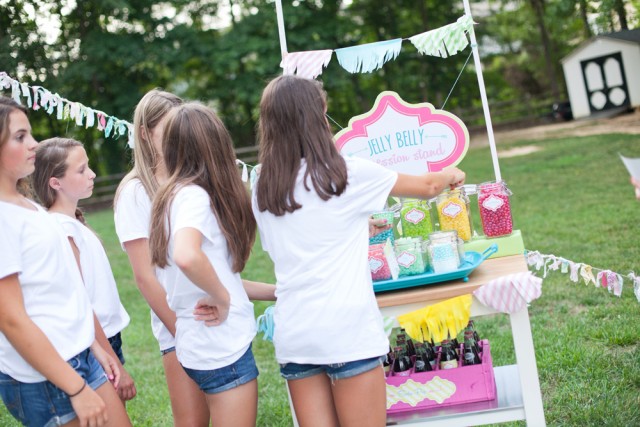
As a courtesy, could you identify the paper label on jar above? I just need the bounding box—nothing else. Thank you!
[396,251,417,267]
[482,194,504,212]
[404,208,425,224]
[442,202,462,218]
[369,257,384,273]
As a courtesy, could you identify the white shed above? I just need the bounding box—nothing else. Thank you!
[561,29,640,119]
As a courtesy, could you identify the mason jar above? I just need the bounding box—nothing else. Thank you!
[427,230,461,274]
[400,198,434,239]
[394,237,427,276]
[436,188,472,242]
[477,181,513,237]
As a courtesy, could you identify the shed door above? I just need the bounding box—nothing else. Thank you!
[580,52,630,114]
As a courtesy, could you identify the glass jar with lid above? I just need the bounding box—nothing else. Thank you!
[477,181,513,237]
[436,188,473,241]
[368,210,396,245]
[394,237,427,276]
[400,198,434,239]
[427,230,461,274]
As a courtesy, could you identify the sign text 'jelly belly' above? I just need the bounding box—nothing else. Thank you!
[334,91,470,175]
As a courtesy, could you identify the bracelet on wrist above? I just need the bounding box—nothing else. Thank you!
[68,380,87,398]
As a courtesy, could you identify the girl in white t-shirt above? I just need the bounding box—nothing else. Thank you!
[148,102,275,426]
[32,137,136,403]
[252,76,466,426]
[113,89,210,426]
[0,97,131,427]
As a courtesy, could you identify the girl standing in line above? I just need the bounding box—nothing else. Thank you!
[32,137,136,403]
[113,89,210,425]
[0,97,131,427]
[148,102,275,426]
[252,76,465,427]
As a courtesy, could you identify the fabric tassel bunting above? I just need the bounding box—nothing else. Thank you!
[335,39,402,74]
[281,50,333,79]
[396,295,471,343]
[409,15,474,58]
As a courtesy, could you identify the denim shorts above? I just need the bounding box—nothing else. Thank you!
[0,348,108,427]
[280,355,385,381]
[182,344,259,394]
[108,332,126,365]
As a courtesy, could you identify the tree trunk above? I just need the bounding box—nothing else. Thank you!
[614,0,628,29]
[529,0,560,101]
[578,0,592,38]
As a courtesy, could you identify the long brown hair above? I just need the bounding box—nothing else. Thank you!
[32,137,88,224]
[255,75,348,216]
[149,102,256,272]
[114,89,183,206]
[0,97,32,197]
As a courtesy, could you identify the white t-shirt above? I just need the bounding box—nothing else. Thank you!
[252,156,398,364]
[51,213,130,339]
[114,178,175,351]
[0,201,94,382]
[161,185,256,370]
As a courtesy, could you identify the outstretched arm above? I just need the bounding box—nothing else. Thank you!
[391,167,465,199]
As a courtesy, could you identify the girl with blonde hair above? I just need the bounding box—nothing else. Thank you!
[114,90,209,425]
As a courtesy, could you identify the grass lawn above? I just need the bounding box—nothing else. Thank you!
[2,132,640,426]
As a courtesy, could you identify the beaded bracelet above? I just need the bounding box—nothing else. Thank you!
[68,380,87,398]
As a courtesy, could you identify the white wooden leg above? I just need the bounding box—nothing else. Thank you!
[510,306,546,426]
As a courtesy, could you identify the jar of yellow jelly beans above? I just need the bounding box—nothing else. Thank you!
[436,188,472,241]
[400,198,433,239]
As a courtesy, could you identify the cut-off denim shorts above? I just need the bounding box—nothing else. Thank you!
[280,355,385,381]
[182,344,259,394]
[160,346,175,356]
[108,332,125,365]
[0,348,108,427]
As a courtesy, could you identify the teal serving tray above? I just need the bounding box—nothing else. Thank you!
[373,244,498,293]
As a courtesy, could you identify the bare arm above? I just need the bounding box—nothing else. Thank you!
[242,280,276,301]
[0,274,108,427]
[122,238,177,336]
[391,167,466,199]
[68,237,136,400]
[173,227,230,325]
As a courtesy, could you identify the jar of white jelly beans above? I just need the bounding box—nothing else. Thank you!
[427,230,461,274]
[477,181,513,238]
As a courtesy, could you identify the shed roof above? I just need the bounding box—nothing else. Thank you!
[561,28,640,64]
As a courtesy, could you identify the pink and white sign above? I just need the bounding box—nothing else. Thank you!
[335,91,469,175]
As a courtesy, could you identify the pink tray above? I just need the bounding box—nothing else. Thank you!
[385,339,497,414]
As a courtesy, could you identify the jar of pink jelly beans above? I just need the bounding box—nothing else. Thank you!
[477,181,513,237]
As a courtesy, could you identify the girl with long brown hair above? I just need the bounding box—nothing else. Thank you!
[149,102,274,426]
[33,137,136,403]
[253,75,466,427]
[113,89,210,425]
[0,97,131,427]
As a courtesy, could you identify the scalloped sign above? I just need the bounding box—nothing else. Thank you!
[335,92,469,174]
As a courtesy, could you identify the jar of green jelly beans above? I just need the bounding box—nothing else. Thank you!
[400,198,433,239]
[394,237,427,277]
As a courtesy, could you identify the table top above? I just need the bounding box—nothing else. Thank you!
[375,255,528,308]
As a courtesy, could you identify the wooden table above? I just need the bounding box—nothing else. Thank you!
[377,255,546,426]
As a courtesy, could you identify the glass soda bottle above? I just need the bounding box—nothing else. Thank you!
[439,340,459,370]
[413,343,433,373]
[392,347,412,376]
[463,331,482,366]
